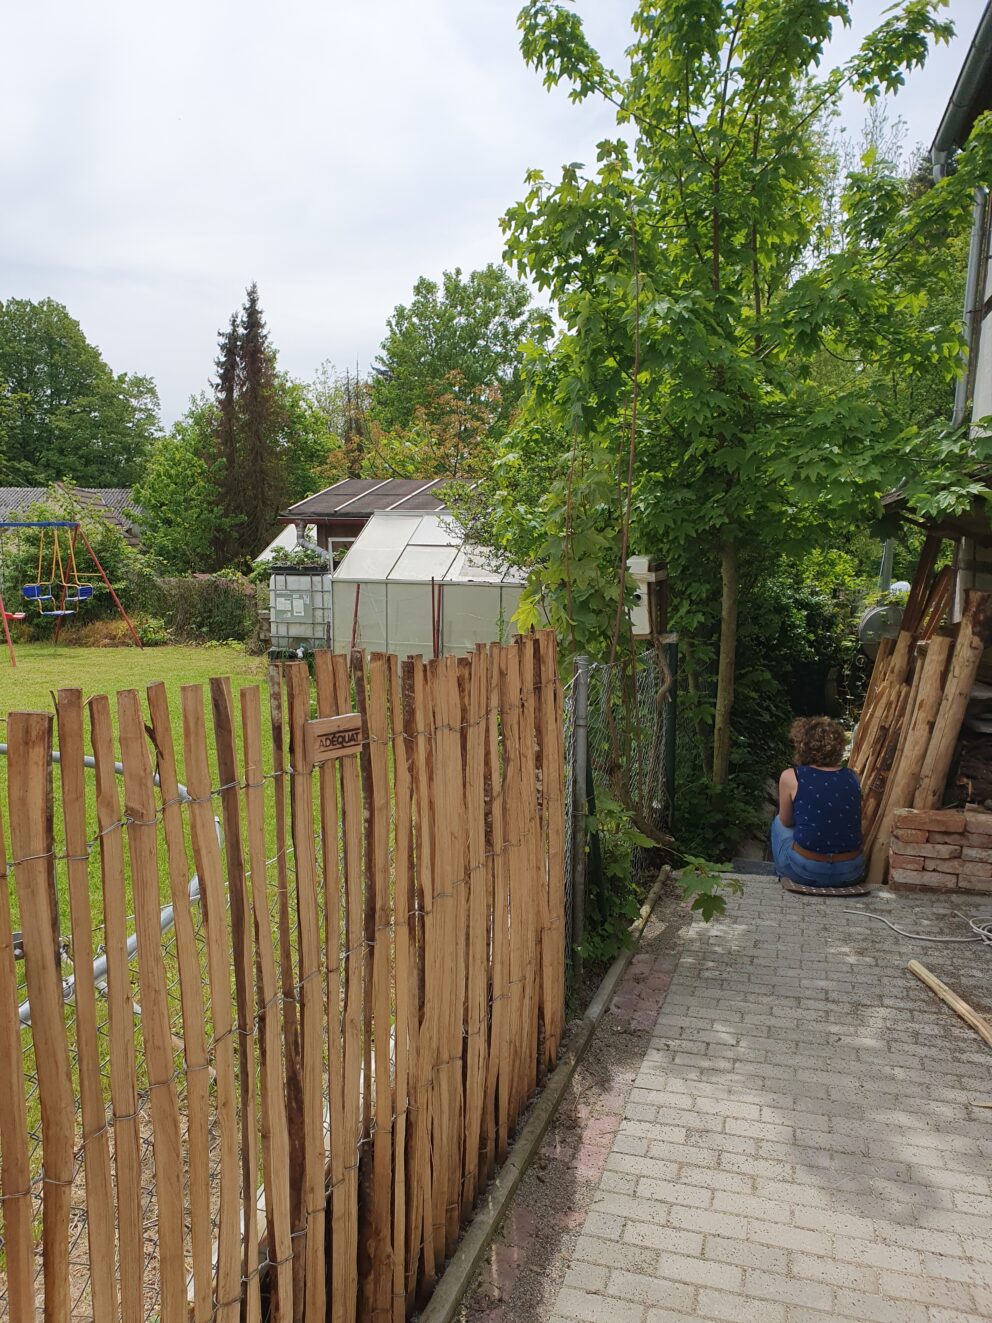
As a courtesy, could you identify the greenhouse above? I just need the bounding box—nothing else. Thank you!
[329,511,528,657]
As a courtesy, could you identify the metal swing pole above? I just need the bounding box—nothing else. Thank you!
[53,527,72,644]
[0,590,16,667]
[75,523,143,649]
[0,530,16,666]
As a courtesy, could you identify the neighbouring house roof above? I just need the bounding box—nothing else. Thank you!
[282,477,475,523]
[932,0,992,169]
[0,485,144,545]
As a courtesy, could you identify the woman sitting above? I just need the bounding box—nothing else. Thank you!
[770,716,865,888]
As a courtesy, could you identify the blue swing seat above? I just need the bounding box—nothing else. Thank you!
[22,583,54,602]
[64,585,94,604]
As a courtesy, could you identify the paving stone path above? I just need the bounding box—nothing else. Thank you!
[484,878,992,1323]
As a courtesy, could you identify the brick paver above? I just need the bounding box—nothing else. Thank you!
[549,879,992,1323]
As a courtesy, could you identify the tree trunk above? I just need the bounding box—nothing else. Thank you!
[711,536,738,787]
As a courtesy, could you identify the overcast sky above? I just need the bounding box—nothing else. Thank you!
[1,0,985,425]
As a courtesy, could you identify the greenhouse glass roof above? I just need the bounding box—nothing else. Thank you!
[334,512,525,585]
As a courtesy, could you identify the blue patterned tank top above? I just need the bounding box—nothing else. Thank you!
[792,765,862,854]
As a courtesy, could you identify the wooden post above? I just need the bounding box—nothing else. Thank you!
[864,636,953,884]
[266,664,306,1318]
[240,685,294,1323]
[147,681,214,1323]
[0,791,36,1320]
[915,591,992,809]
[462,647,488,1215]
[312,651,348,1323]
[353,653,395,1315]
[860,658,923,851]
[331,651,363,1321]
[56,691,118,1323]
[210,677,262,1323]
[182,685,243,1322]
[284,661,327,1323]
[90,695,144,1323]
[118,690,186,1323]
[405,657,437,1293]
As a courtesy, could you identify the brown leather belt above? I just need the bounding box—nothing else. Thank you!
[792,843,861,863]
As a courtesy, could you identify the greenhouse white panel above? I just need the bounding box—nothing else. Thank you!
[500,585,525,640]
[387,582,435,659]
[352,513,422,550]
[391,544,459,583]
[440,584,508,654]
[408,514,457,547]
[447,546,506,583]
[332,580,387,652]
[336,546,402,582]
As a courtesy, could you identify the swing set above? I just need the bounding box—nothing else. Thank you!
[0,520,141,667]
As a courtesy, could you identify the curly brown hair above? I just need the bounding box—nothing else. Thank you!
[790,716,846,767]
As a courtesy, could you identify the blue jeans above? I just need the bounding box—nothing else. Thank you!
[770,816,865,886]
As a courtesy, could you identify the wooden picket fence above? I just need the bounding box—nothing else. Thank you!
[0,631,566,1322]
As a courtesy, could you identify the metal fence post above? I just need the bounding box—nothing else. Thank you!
[571,655,590,974]
[663,635,678,830]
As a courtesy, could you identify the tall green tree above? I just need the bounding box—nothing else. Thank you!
[195,285,345,564]
[497,0,988,789]
[139,350,346,573]
[0,297,160,485]
[371,264,545,451]
[239,283,284,556]
[134,398,227,574]
[212,313,240,561]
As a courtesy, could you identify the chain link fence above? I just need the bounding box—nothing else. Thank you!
[563,640,677,965]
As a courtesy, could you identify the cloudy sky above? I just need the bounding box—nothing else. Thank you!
[2,0,985,424]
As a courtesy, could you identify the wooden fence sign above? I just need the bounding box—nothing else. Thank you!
[304,713,363,767]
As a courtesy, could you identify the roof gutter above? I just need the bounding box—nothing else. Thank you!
[932,0,992,180]
[952,186,989,428]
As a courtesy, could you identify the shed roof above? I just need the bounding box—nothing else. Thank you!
[283,477,475,522]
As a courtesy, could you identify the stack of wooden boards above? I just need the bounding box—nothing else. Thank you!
[850,534,992,884]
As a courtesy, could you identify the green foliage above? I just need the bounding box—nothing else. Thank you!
[248,545,327,584]
[138,352,345,576]
[134,615,169,646]
[148,575,258,643]
[578,790,653,964]
[485,0,985,811]
[676,856,743,922]
[134,406,223,574]
[0,297,160,485]
[370,265,546,476]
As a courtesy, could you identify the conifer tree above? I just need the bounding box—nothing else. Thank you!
[212,313,241,563]
[239,284,286,555]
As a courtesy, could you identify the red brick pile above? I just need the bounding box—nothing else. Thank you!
[889,807,992,893]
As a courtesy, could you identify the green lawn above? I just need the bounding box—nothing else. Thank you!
[0,641,266,722]
[0,644,287,1233]
[0,642,278,946]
